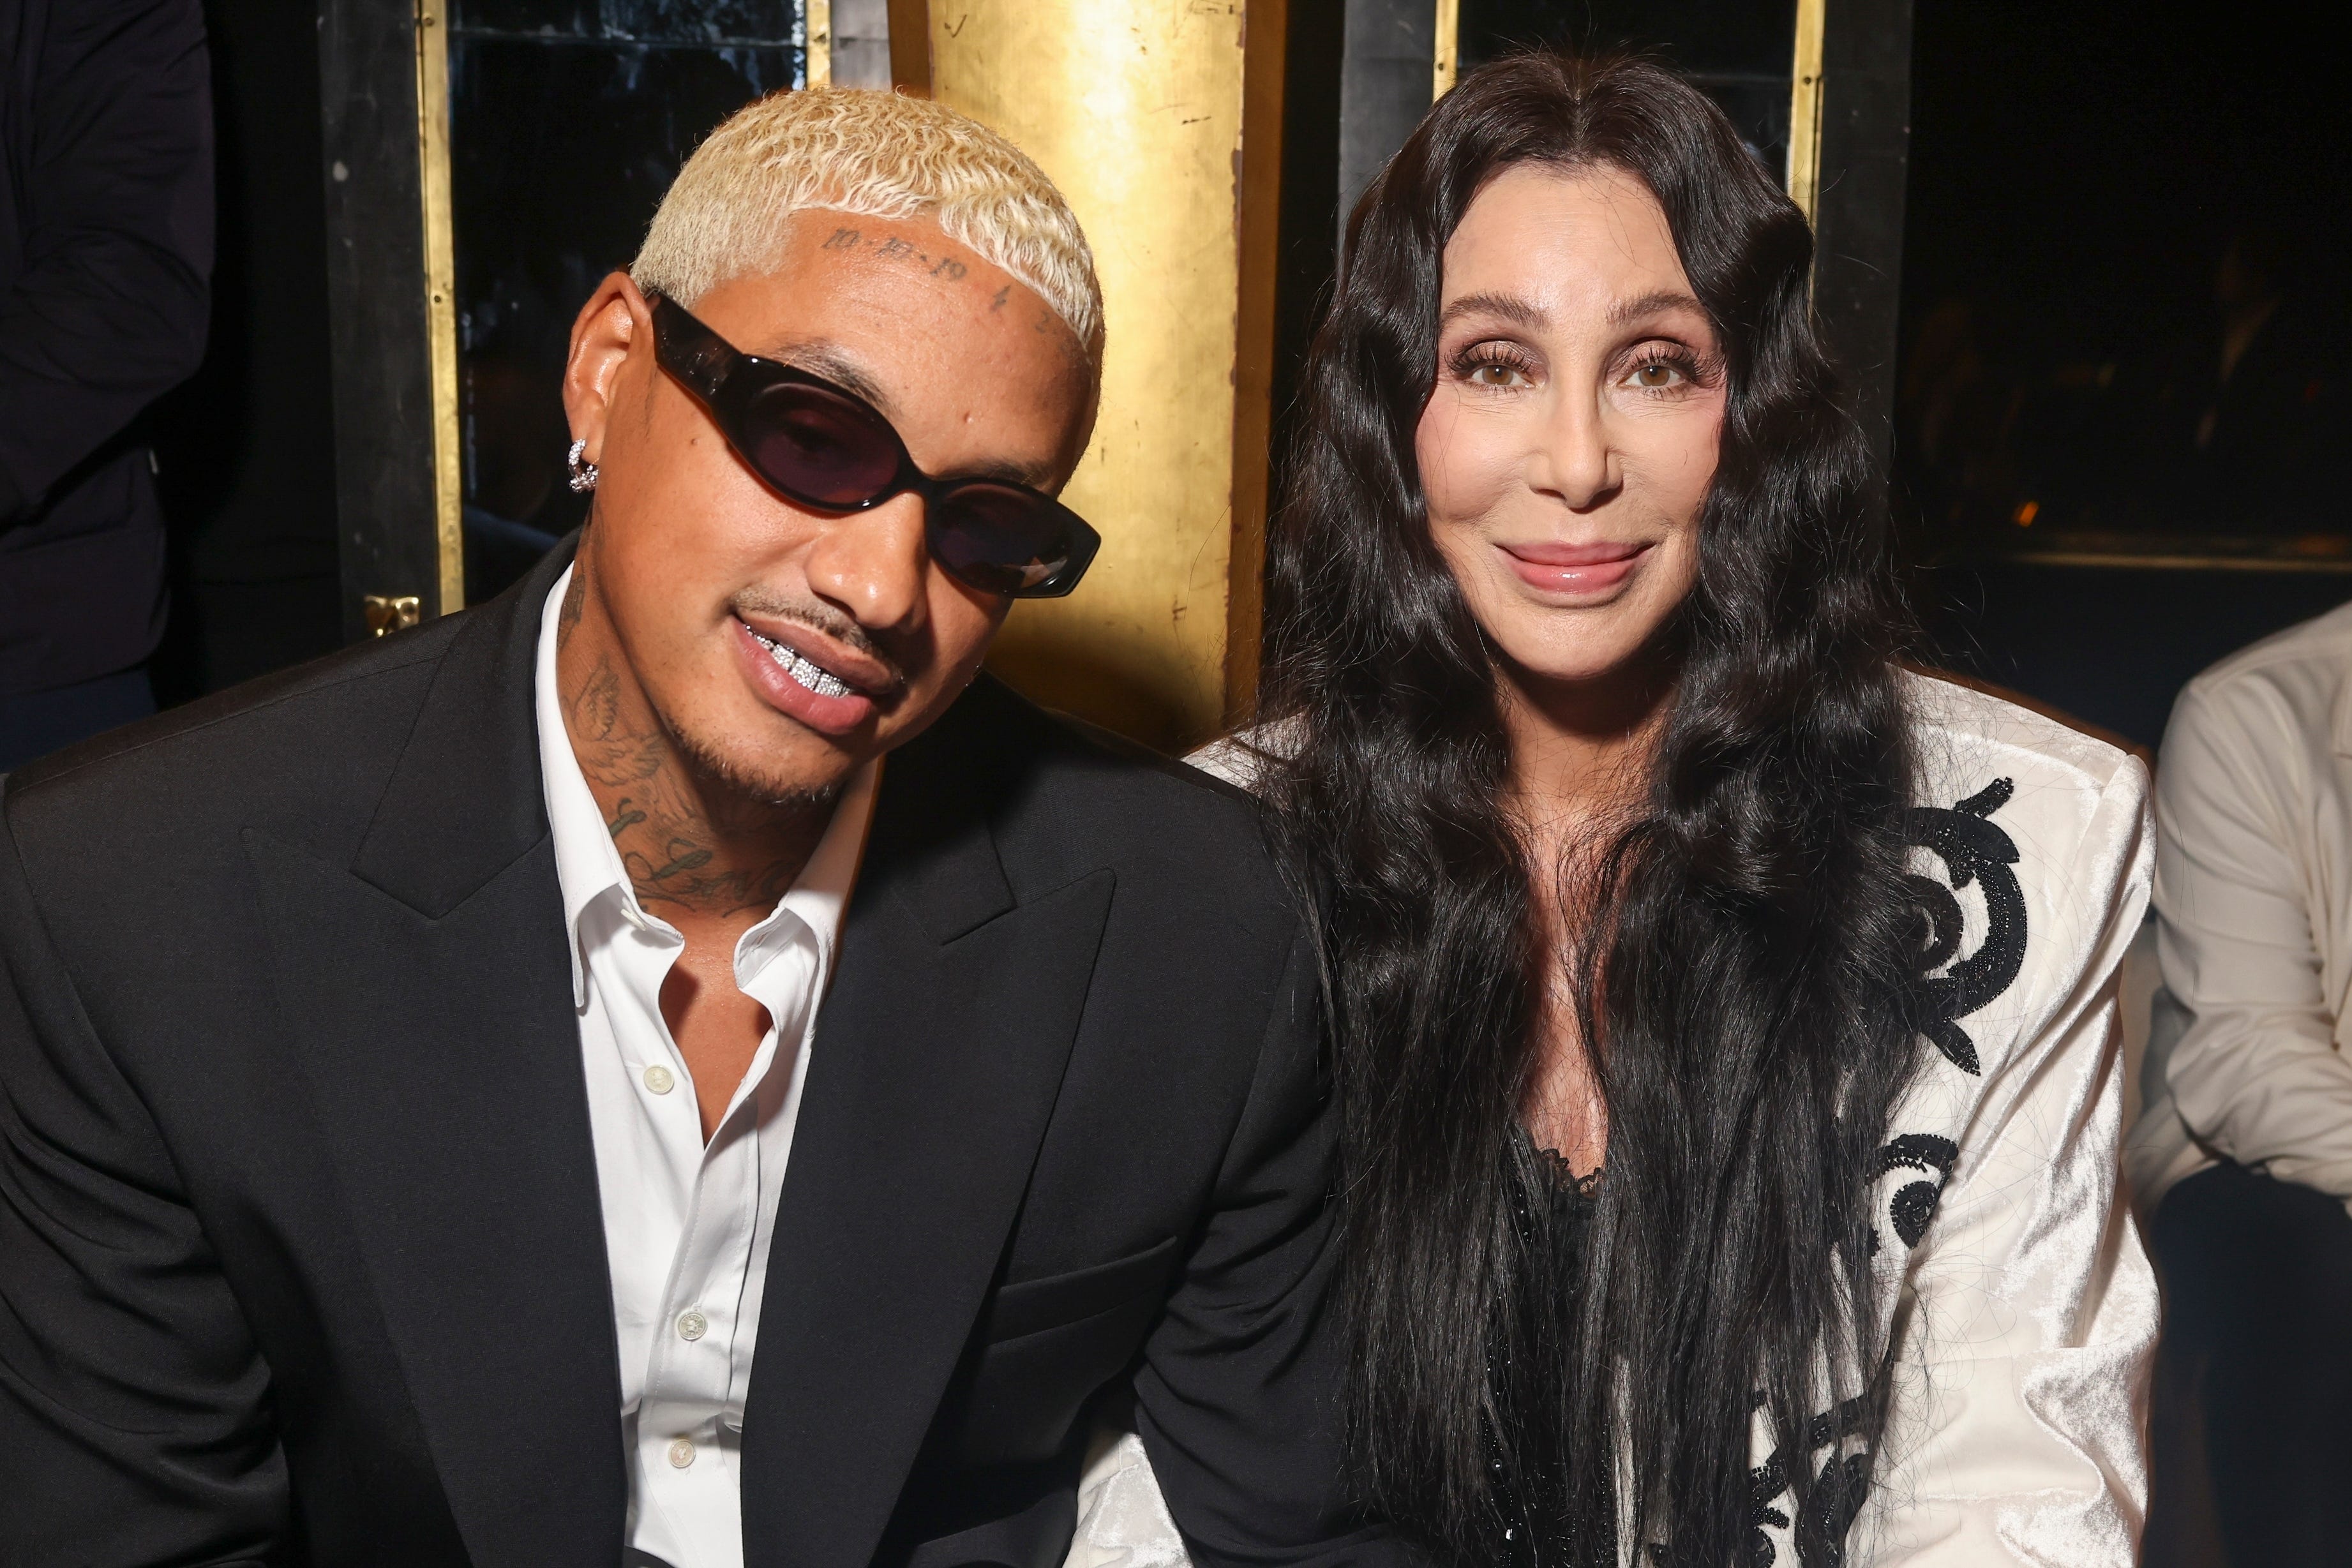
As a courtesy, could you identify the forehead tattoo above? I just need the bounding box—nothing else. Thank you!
[820,225,984,300]
[815,223,1091,378]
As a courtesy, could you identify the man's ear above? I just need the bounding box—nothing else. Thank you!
[562,271,653,468]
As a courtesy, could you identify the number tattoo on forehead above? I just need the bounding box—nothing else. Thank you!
[822,227,972,290]
[818,227,1088,373]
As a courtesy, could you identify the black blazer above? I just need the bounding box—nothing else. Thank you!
[0,546,1391,1567]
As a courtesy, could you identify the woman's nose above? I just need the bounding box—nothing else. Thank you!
[1533,392,1622,510]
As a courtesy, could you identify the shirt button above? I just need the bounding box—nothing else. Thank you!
[667,1437,696,1468]
[643,1064,675,1094]
[676,1308,707,1341]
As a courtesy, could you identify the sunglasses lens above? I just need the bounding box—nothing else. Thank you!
[932,484,1078,595]
[744,382,901,507]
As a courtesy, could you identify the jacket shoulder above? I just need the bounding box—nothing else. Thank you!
[2168,599,2352,749]
[937,678,1289,912]
[2187,597,2352,694]
[1901,668,2142,807]
[1,620,456,851]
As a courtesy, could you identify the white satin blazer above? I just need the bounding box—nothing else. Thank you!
[1069,671,2155,1568]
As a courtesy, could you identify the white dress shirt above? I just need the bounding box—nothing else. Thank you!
[533,569,878,1568]
[2127,599,2352,1214]
[1162,671,2157,1566]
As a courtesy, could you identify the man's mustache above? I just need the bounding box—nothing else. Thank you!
[730,588,908,692]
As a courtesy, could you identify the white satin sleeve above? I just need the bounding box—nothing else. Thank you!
[1067,1427,1195,1568]
[1857,757,2157,1567]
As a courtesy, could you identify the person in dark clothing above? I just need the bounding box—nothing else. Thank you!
[2188,232,2352,535]
[0,89,1394,1568]
[0,0,211,769]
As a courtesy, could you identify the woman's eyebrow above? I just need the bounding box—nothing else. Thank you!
[1608,288,1707,327]
[1440,292,1548,329]
[1437,289,1708,331]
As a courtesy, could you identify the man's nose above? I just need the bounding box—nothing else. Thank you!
[802,493,931,634]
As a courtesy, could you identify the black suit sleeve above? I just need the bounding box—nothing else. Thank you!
[0,792,287,1564]
[0,0,211,524]
[1132,925,1412,1567]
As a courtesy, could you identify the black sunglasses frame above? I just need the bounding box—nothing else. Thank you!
[644,291,1100,599]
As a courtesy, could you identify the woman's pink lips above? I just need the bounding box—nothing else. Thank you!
[1499,539,1652,594]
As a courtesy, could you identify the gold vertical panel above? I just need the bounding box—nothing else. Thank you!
[807,0,832,86]
[1786,0,1827,222]
[414,0,463,615]
[1434,0,1460,98]
[929,1,1282,752]
[887,0,932,94]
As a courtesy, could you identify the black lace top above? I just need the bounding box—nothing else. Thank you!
[1485,1137,1610,1568]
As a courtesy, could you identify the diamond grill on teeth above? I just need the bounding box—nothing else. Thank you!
[750,629,853,699]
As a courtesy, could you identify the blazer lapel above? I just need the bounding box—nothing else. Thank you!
[740,708,1116,1568]
[248,546,625,1568]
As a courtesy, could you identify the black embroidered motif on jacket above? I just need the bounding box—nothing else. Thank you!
[1902,778,2026,1075]
[1869,1133,1961,1252]
[1743,779,2030,1564]
[1535,780,2035,1568]
[1741,1396,1875,1568]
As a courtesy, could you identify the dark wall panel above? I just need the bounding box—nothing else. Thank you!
[318,0,440,641]
[1815,0,1914,478]
[151,0,342,700]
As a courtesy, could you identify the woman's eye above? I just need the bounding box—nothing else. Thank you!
[1467,361,1530,388]
[1628,361,1686,390]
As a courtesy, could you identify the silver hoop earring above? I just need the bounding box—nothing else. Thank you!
[566,438,599,493]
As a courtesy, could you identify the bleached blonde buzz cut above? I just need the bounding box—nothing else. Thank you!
[633,87,1103,367]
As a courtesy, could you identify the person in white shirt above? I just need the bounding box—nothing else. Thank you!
[0,89,1404,1568]
[2127,599,2352,1567]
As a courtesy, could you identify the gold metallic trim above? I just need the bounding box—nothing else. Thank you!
[1433,0,1460,99]
[364,594,425,636]
[1786,0,1826,221]
[415,0,463,615]
[1226,0,1289,721]
[806,0,831,86]
[1998,551,2352,574]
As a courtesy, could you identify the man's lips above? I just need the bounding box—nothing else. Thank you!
[730,616,881,736]
[1498,539,1653,595]
[733,613,895,696]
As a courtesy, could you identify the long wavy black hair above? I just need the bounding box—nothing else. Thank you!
[1257,55,1926,1567]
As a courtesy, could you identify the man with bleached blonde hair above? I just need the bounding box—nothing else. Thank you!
[0,89,1395,1568]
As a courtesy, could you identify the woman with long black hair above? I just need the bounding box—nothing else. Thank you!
[1070,51,2155,1568]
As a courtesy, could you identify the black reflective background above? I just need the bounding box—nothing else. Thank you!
[448,0,805,599]
[1460,0,1801,179]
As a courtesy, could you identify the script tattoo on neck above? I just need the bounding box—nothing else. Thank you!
[563,652,820,918]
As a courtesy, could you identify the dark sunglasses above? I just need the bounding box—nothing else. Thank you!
[644,292,1100,599]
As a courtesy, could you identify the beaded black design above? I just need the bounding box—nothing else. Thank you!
[1870,1133,1961,1251]
[1516,780,2028,1568]
[1902,778,2026,1075]
[1742,1395,1874,1568]
[1486,1144,1610,1568]
[1742,780,2028,1562]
